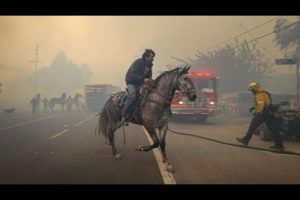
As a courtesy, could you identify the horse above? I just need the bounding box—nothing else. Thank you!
[96,65,196,172]
[49,93,67,112]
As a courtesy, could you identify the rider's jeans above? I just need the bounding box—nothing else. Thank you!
[122,84,137,119]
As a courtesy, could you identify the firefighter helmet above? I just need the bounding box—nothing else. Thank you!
[248,82,259,90]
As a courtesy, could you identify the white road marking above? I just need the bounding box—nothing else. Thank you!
[74,117,93,127]
[49,129,69,139]
[49,116,93,140]
[142,127,176,185]
[0,113,63,132]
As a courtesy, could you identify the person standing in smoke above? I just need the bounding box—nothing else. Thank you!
[29,96,38,113]
[42,97,48,113]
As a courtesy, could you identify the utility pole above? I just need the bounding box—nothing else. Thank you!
[297,58,299,110]
[276,57,298,110]
[30,44,42,94]
[297,41,300,111]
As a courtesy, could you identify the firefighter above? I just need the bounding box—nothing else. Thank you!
[236,82,285,151]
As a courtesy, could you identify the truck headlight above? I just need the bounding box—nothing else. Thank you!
[178,101,184,105]
[209,101,215,105]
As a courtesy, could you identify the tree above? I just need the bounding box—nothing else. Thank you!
[273,18,300,108]
[168,38,273,93]
[36,51,92,96]
[273,18,300,58]
[1,51,92,110]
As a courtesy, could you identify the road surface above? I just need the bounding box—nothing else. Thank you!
[1,111,300,184]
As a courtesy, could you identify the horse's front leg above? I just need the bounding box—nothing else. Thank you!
[136,126,160,152]
[159,123,175,173]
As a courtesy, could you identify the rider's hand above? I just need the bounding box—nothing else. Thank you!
[249,107,255,113]
[144,78,150,84]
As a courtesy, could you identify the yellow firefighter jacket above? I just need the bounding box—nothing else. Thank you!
[253,85,271,113]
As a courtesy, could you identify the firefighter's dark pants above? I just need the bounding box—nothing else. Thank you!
[243,112,284,147]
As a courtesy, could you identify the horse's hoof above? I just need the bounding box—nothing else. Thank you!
[114,153,122,160]
[166,164,175,173]
[135,145,144,151]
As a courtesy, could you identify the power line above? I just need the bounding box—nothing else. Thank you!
[203,20,300,56]
[186,19,300,68]
[245,20,300,45]
[239,23,277,63]
[202,16,281,53]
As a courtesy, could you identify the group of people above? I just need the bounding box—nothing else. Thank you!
[29,93,48,113]
[122,49,285,151]
[29,93,82,113]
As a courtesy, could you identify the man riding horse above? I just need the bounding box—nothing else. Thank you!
[97,64,197,172]
[121,49,155,126]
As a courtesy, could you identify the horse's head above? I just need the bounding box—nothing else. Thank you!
[175,65,197,101]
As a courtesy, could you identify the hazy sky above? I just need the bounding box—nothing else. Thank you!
[0,16,298,89]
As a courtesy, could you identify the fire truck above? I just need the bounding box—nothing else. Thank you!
[170,71,221,122]
[84,84,121,112]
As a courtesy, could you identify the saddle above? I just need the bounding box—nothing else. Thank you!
[115,83,154,108]
[115,91,128,107]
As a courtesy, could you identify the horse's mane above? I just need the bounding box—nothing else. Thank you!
[154,67,180,85]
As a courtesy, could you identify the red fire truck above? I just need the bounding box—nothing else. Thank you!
[170,71,221,122]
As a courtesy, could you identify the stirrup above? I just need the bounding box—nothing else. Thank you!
[123,121,129,126]
[121,117,129,126]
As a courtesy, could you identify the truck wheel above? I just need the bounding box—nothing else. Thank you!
[198,115,208,122]
[294,123,300,142]
[258,123,273,141]
[294,134,300,142]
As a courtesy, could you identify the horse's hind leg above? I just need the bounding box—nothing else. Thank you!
[159,124,175,173]
[136,127,160,152]
[108,128,122,160]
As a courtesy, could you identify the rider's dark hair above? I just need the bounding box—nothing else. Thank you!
[142,49,155,59]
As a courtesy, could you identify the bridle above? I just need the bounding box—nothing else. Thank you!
[143,76,196,107]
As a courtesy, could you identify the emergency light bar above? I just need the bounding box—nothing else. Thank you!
[188,71,215,77]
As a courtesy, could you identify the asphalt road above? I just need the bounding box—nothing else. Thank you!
[1,111,300,184]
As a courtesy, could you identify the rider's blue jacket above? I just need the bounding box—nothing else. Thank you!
[125,58,153,87]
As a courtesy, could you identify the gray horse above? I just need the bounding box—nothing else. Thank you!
[49,93,67,112]
[97,66,196,172]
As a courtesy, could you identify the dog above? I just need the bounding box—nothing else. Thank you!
[3,108,15,114]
